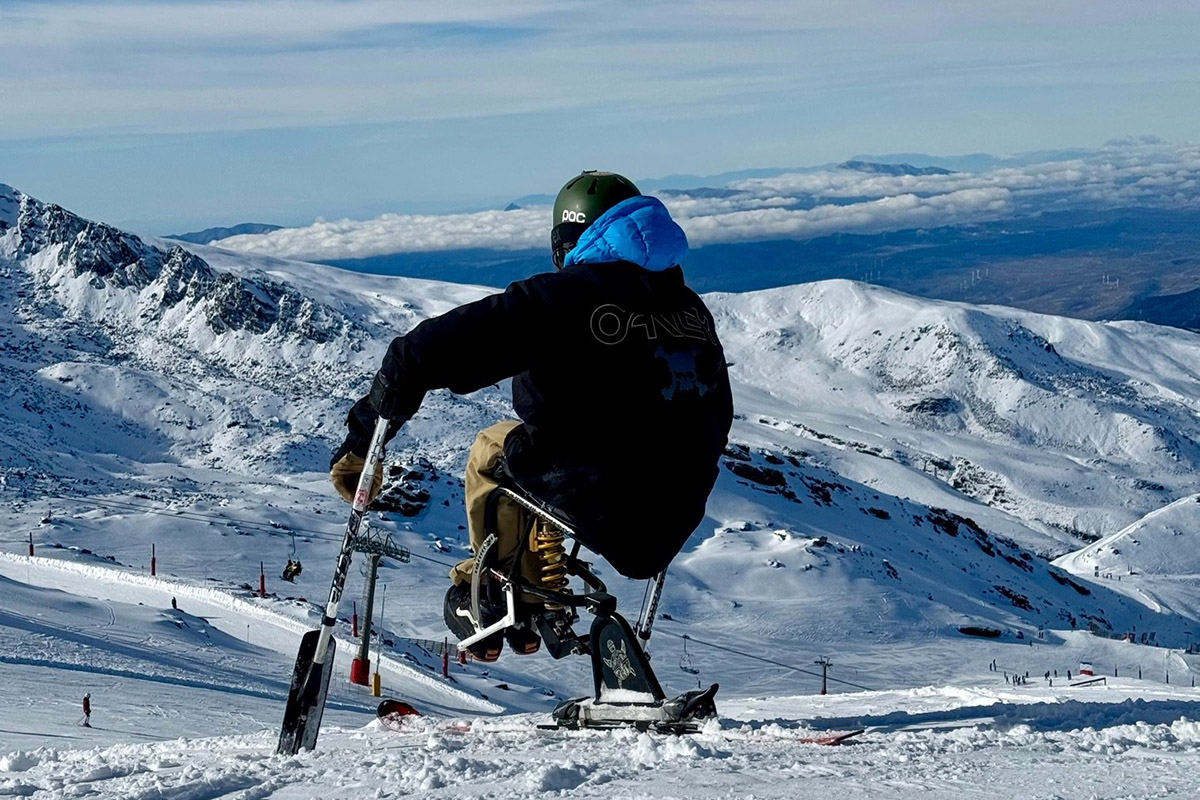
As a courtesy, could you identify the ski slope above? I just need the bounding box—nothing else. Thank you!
[5,546,1200,799]
[0,551,498,751]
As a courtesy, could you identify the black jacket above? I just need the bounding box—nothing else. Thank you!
[340,262,733,578]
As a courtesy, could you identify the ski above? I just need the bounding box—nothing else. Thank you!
[550,684,719,733]
[798,728,866,745]
[277,416,390,755]
[374,702,869,745]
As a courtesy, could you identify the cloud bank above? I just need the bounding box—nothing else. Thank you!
[221,208,547,261]
[217,140,1200,261]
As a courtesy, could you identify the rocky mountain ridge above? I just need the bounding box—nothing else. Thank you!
[3,183,358,348]
[167,223,283,245]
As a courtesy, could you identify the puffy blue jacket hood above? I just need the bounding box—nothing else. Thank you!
[563,196,688,272]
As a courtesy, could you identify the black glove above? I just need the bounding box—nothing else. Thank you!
[334,390,408,469]
[368,369,405,420]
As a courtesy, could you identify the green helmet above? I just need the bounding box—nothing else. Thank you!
[551,171,640,269]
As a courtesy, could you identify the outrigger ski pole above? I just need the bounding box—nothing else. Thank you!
[277,416,390,755]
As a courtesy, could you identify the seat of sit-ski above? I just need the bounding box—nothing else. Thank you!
[486,460,581,538]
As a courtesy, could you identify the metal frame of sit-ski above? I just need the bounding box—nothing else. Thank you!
[456,486,662,653]
[455,483,716,730]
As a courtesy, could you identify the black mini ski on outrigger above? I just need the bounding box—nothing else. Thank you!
[455,480,719,733]
[277,417,391,754]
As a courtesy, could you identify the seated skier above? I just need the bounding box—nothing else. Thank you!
[331,171,733,661]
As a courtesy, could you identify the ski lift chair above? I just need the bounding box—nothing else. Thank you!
[280,531,303,582]
[281,559,302,582]
[454,469,718,731]
[679,635,701,675]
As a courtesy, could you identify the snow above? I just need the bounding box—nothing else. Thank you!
[4,185,1200,796]
[6,686,1200,798]
[597,688,659,704]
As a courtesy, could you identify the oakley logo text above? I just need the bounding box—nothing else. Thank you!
[590,303,718,346]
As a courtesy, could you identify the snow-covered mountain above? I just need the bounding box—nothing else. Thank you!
[4,184,1200,783]
[1054,494,1200,631]
[0,183,500,486]
[715,281,1200,547]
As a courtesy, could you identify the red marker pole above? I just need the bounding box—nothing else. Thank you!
[28,532,34,557]
[442,639,449,678]
[259,562,266,598]
[150,543,157,576]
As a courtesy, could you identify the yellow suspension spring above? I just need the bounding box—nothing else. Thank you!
[530,520,569,608]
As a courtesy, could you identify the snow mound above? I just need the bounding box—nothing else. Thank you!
[1057,494,1200,578]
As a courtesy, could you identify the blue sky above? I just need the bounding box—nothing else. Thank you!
[1,0,1198,234]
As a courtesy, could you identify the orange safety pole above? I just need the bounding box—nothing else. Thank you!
[150,543,156,576]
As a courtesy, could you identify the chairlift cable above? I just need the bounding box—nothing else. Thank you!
[656,626,876,691]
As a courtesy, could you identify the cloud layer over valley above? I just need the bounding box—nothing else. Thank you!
[216,139,1200,262]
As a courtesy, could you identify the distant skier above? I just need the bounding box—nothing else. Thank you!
[82,693,91,727]
[171,596,177,611]
[331,171,733,661]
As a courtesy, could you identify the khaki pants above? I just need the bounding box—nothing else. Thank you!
[449,420,542,593]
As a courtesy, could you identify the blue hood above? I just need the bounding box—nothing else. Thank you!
[563,195,688,271]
